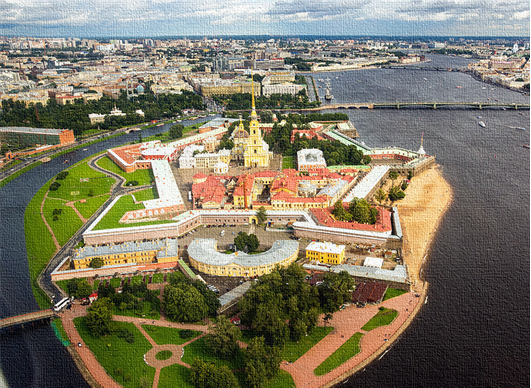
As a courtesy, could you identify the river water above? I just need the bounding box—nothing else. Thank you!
[0,55,529,387]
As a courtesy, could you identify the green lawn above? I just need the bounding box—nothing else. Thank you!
[282,326,334,362]
[131,187,158,202]
[282,156,295,169]
[130,275,143,285]
[114,299,160,320]
[141,325,202,345]
[51,318,71,346]
[74,318,156,388]
[92,279,100,290]
[47,161,115,201]
[92,195,144,230]
[382,288,407,301]
[43,198,84,246]
[158,364,194,388]
[361,308,398,331]
[269,370,296,388]
[156,350,173,360]
[314,332,363,376]
[24,182,58,308]
[96,156,155,186]
[152,273,165,283]
[74,194,110,219]
[182,336,245,370]
[110,278,123,288]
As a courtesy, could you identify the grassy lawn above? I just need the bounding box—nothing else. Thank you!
[51,318,70,346]
[141,325,202,345]
[269,370,296,388]
[131,187,158,202]
[74,194,110,219]
[47,161,115,201]
[314,332,363,376]
[96,156,154,186]
[156,350,173,360]
[282,326,334,362]
[43,198,84,246]
[110,278,123,288]
[158,364,194,388]
[114,300,160,320]
[92,279,100,290]
[74,318,155,388]
[92,195,144,230]
[241,326,333,363]
[361,308,398,331]
[182,336,245,370]
[131,275,143,285]
[382,288,407,301]
[282,156,295,169]
[152,273,164,283]
[24,182,58,308]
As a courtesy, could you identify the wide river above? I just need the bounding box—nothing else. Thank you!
[0,55,529,387]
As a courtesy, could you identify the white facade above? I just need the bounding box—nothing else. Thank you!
[262,83,306,97]
[297,148,327,171]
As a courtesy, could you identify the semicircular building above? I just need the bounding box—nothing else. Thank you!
[187,239,299,277]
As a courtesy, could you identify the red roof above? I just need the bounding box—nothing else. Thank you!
[310,205,393,232]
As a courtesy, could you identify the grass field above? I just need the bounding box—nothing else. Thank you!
[241,326,333,363]
[269,370,296,388]
[110,278,123,288]
[96,156,154,186]
[114,299,160,320]
[382,288,407,301]
[152,273,164,283]
[182,336,245,370]
[43,198,84,246]
[74,194,110,219]
[282,156,295,169]
[131,187,158,202]
[130,275,143,285]
[47,161,115,201]
[158,364,194,388]
[314,332,363,376]
[74,318,155,388]
[24,182,58,308]
[141,325,202,345]
[361,308,398,331]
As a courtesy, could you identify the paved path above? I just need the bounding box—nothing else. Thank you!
[40,191,61,252]
[281,291,423,388]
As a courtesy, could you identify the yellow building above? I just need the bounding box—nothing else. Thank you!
[188,239,299,277]
[305,241,345,265]
[72,238,179,269]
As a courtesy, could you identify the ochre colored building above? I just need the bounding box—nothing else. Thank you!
[305,241,346,265]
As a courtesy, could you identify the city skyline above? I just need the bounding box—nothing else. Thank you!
[0,0,529,38]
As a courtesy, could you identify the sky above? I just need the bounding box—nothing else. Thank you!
[0,0,529,38]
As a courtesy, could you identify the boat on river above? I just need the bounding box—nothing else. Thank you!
[478,121,486,128]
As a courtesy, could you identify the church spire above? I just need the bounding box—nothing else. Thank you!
[251,70,257,120]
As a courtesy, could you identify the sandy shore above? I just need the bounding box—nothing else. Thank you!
[394,165,453,289]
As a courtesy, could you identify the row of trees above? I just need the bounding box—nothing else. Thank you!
[234,232,260,252]
[332,198,379,224]
[213,89,318,111]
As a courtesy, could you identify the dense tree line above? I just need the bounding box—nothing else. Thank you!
[332,198,378,224]
[213,89,318,110]
[0,88,204,136]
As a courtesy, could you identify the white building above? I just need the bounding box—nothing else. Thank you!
[297,148,327,171]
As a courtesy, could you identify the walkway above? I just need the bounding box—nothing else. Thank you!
[40,191,61,252]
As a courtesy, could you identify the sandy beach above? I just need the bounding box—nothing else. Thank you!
[394,165,453,289]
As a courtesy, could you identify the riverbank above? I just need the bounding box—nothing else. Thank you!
[395,165,453,290]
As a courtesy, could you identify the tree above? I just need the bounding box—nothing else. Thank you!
[244,336,281,388]
[318,271,355,313]
[255,206,267,225]
[75,279,93,299]
[332,201,352,222]
[259,110,273,123]
[169,123,184,139]
[246,234,260,252]
[89,257,104,268]
[388,185,406,201]
[362,155,372,165]
[388,170,399,183]
[85,297,114,337]
[375,188,387,205]
[163,284,207,322]
[189,359,239,388]
[207,316,241,359]
[234,233,248,251]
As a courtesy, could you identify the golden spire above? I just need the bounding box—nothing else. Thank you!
[251,70,257,120]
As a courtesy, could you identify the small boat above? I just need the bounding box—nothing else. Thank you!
[516,127,526,131]
[523,145,530,148]
[63,160,69,164]
[456,86,463,88]
[482,87,486,89]
[477,116,482,119]
[478,121,486,128]
[423,78,427,81]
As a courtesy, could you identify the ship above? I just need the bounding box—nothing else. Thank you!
[523,145,530,149]
[324,78,334,101]
[478,121,486,128]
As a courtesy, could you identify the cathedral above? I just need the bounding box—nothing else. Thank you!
[230,77,272,168]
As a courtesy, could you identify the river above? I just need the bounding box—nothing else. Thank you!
[0,54,529,387]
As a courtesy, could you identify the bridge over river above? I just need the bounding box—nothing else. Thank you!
[0,309,57,331]
[315,101,530,110]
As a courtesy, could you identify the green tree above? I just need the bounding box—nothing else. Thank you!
[246,234,260,252]
[255,206,267,225]
[388,185,406,201]
[169,123,184,139]
[85,297,114,337]
[75,279,93,299]
[362,155,372,165]
[388,170,399,183]
[207,316,242,359]
[189,359,239,388]
[89,257,104,268]
[234,233,248,251]
[259,110,273,123]
[331,201,352,222]
[375,188,387,205]
[163,284,207,322]
[318,271,355,313]
[244,336,281,388]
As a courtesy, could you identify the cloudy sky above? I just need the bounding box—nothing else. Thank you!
[0,0,528,38]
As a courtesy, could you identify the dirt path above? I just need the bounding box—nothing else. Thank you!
[40,191,61,252]
[66,201,89,223]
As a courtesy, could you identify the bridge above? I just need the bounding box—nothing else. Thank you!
[379,65,465,72]
[323,102,530,110]
[0,310,57,331]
